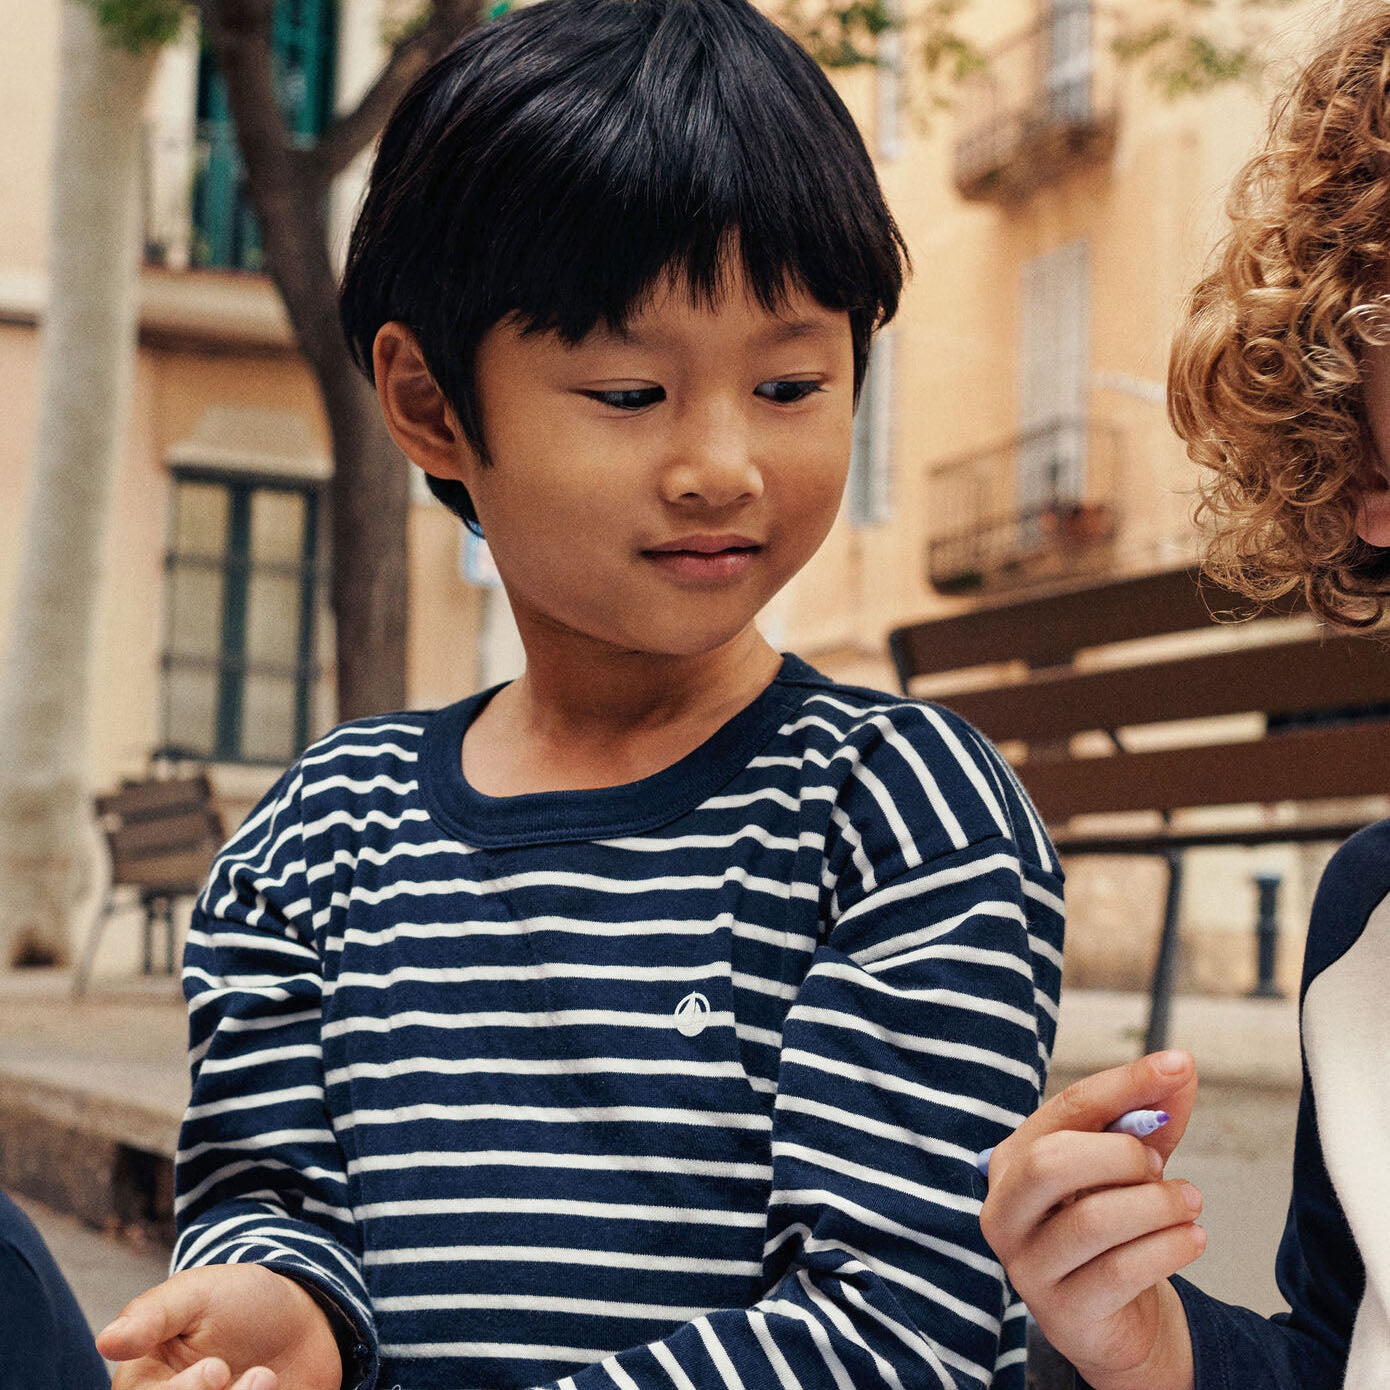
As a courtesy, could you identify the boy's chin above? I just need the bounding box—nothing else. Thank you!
[601,615,766,661]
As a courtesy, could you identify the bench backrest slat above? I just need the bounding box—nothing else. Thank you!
[940,631,1390,746]
[96,776,212,822]
[889,565,1299,679]
[111,849,219,894]
[109,810,222,864]
[1022,723,1390,821]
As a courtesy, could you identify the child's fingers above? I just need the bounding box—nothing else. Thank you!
[1020,1178,1203,1289]
[130,1361,273,1390]
[110,1357,226,1390]
[1001,1051,1196,1169]
[228,1369,278,1390]
[162,1360,232,1390]
[98,1278,210,1360]
[981,1131,1161,1255]
[1056,1220,1208,1324]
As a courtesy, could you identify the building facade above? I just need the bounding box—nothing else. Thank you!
[1,0,1365,987]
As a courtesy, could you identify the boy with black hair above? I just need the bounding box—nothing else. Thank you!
[97,0,1064,1386]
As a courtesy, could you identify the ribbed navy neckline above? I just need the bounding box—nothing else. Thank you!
[419,652,828,847]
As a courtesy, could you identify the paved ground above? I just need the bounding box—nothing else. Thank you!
[1158,1084,1297,1317]
[3,969,1305,1341]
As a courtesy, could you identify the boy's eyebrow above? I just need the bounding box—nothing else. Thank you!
[598,318,842,348]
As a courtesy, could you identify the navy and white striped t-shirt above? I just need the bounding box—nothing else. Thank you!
[172,652,1064,1390]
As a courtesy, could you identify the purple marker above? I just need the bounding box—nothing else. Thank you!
[1105,1108,1170,1140]
[974,1108,1171,1178]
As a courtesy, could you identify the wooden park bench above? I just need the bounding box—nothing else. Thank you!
[889,564,1390,1053]
[73,772,224,996]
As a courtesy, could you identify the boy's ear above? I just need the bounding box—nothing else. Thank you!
[372,321,479,483]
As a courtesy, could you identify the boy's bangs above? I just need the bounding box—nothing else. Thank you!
[490,18,897,344]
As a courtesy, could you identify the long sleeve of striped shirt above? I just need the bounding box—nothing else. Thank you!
[171,760,380,1390]
[170,653,1063,1390]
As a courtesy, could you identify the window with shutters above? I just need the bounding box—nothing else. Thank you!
[1017,239,1089,537]
[159,473,323,765]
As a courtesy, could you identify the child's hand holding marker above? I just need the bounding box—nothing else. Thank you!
[978,1050,1204,1390]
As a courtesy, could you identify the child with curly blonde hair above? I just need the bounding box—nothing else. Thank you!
[1171,0,1390,625]
[977,4,1390,1387]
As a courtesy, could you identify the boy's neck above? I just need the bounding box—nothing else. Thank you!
[504,623,783,744]
[461,623,784,798]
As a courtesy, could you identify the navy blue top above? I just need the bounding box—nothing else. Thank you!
[1174,818,1390,1387]
[171,653,1066,1389]
[0,1191,108,1389]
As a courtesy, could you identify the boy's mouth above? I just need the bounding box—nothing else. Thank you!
[642,533,764,582]
[645,532,764,554]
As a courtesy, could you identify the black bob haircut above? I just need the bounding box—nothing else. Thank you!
[339,0,911,534]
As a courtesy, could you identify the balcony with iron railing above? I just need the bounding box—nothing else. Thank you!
[141,118,276,273]
[131,122,298,352]
[953,0,1119,204]
[924,414,1124,595]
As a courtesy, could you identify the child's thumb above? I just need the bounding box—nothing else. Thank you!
[97,1274,208,1359]
[1026,1049,1197,1149]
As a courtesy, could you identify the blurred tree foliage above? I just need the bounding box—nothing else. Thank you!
[81,0,1311,155]
[776,0,1305,116]
[82,0,187,51]
[373,0,1310,105]
[1112,0,1305,99]
[82,0,1312,119]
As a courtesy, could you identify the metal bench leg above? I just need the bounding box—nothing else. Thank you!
[1143,849,1184,1055]
[164,897,176,976]
[142,894,155,976]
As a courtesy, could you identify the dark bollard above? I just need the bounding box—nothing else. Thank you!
[1250,871,1285,999]
[1143,849,1184,1055]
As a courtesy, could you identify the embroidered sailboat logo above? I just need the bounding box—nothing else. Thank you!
[674,991,711,1038]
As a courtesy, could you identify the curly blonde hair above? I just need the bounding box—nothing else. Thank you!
[1168,0,1390,629]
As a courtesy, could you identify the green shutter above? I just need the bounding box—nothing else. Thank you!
[192,0,338,270]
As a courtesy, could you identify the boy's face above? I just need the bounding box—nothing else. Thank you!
[392,264,855,659]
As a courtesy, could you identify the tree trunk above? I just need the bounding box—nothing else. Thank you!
[197,0,410,721]
[319,364,411,720]
[0,3,158,966]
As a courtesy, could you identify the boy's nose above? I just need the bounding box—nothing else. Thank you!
[660,424,764,509]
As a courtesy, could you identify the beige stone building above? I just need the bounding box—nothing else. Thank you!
[848,0,1379,996]
[1,0,1368,986]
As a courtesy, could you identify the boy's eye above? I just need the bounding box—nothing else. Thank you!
[584,387,666,411]
[581,381,825,411]
[755,380,826,405]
